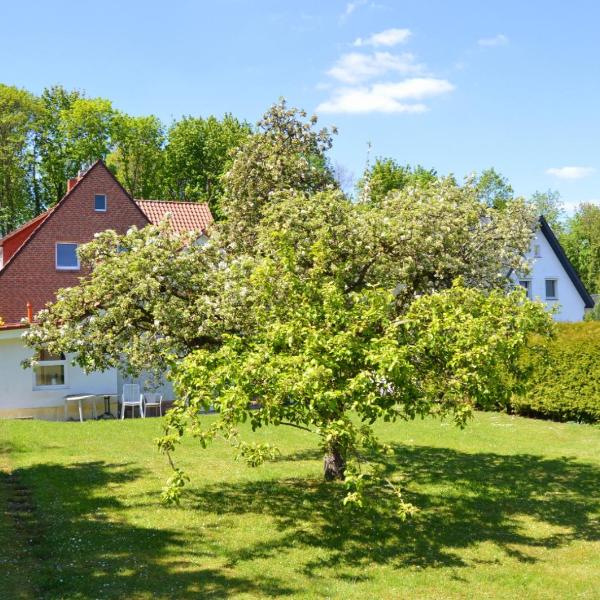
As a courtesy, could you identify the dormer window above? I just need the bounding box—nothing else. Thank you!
[95,194,107,212]
[56,243,80,270]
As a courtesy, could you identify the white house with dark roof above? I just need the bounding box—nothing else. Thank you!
[515,216,594,322]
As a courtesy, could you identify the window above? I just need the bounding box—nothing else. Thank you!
[545,279,558,300]
[519,279,532,299]
[534,244,541,258]
[94,194,107,212]
[56,243,79,270]
[34,350,66,388]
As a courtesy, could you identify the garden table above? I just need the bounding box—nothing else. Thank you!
[63,394,98,422]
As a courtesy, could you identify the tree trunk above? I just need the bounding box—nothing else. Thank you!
[323,444,346,481]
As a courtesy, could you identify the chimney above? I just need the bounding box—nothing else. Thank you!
[26,302,33,323]
[67,177,80,193]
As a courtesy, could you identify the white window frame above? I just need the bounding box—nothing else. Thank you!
[518,279,532,299]
[94,194,107,212]
[32,352,69,391]
[534,244,541,258]
[545,278,558,300]
[55,242,80,271]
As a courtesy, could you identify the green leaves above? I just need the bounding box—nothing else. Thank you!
[162,114,251,217]
[1,84,253,231]
[0,84,39,233]
[161,198,551,506]
[402,281,554,424]
[161,467,190,506]
[24,100,555,512]
[35,86,115,205]
[234,442,281,467]
[560,202,600,295]
[220,99,336,246]
[512,322,600,423]
[107,114,166,199]
[23,222,253,378]
[357,158,438,204]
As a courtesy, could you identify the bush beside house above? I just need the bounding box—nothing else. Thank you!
[511,322,600,423]
[583,295,600,321]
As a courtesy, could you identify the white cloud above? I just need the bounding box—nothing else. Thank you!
[354,28,412,47]
[344,1,360,16]
[317,78,454,114]
[319,26,453,115]
[327,51,423,84]
[340,1,385,22]
[340,0,366,21]
[375,78,455,99]
[478,34,509,47]
[546,166,596,180]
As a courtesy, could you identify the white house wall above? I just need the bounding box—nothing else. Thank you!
[0,329,118,420]
[521,231,586,322]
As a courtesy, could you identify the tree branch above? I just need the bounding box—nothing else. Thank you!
[278,421,314,433]
[345,258,377,293]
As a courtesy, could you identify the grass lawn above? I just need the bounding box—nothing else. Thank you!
[0,412,598,599]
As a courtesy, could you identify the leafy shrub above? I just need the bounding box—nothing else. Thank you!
[511,322,600,423]
[583,300,600,321]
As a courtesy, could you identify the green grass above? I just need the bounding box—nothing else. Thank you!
[0,412,599,599]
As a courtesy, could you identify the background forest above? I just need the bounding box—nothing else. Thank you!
[2,83,600,298]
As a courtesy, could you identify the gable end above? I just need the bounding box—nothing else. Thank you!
[0,161,150,276]
[539,215,594,309]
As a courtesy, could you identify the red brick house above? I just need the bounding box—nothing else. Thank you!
[0,161,213,419]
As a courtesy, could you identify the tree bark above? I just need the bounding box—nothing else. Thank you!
[323,444,346,481]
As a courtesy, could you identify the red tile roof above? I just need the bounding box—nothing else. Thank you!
[135,200,213,235]
[0,210,52,247]
[0,208,56,272]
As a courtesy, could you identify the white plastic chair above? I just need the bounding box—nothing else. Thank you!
[120,384,144,419]
[143,392,163,417]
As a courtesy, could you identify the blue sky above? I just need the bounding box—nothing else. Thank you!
[2,0,599,209]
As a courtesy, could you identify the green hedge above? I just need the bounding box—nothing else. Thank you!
[511,322,600,423]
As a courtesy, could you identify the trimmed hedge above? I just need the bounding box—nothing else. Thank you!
[511,321,600,423]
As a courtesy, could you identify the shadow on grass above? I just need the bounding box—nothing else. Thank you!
[0,440,19,457]
[2,445,599,598]
[0,461,294,600]
[189,445,600,575]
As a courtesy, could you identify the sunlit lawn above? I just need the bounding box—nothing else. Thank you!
[0,412,599,599]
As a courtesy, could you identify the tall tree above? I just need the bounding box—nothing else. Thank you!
[35,85,81,205]
[24,182,551,506]
[561,203,600,294]
[221,99,336,240]
[0,84,39,235]
[24,103,550,508]
[163,114,251,215]
[529,189,565,232]
[36,86,114,206]
[107,113,165,199]
[62,96,114,167]
[472,167,514,209]
[357,158,438,204]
